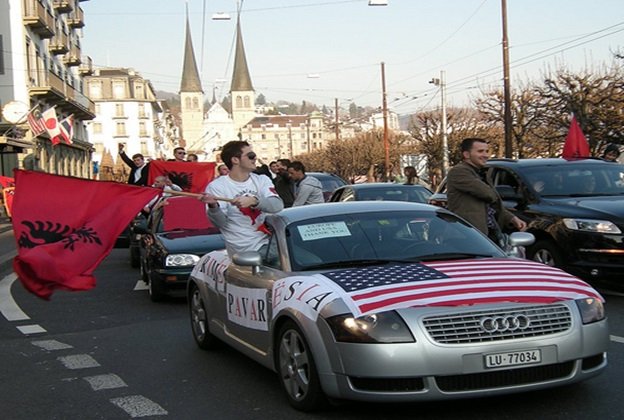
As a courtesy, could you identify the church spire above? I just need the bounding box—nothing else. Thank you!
[180,7,203,93]
[230,14,254,92]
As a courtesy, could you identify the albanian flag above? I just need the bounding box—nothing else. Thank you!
[148,161,215,193]
[562,116,590,159]
[11,170,160,300]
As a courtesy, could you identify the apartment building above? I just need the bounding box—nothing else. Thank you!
[0,0,95,178]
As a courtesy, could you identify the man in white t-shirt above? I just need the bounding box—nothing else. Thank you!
[200,141,284,257]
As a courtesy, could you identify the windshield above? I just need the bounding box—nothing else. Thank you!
[524,164,624,197]
[286,210,503,271]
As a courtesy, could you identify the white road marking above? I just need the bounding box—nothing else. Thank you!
[134,280,148,291]
[611,335,624,344]
[110,395,168,418]
[84,374,128,391]
[0,273,29,321]
[17,324,46,334]
[58,354,101,369]
[32,340,73,351]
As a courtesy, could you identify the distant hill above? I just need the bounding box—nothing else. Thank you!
[155,90,179,101]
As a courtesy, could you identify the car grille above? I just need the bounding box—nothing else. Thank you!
[349,377,425,392]
[422,304,572,344]
[435,361,575,392]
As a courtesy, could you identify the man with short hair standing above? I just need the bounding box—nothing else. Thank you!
[200,141,283,257]
[173,147,186,162]
[447,138,526,243]
[273,158,295,208]
[118,143,149,186]
[288,161,324,206]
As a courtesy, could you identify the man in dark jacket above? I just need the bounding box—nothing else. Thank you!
[118,143,149,186]
[273,158,295,208]
[447,138,526,242]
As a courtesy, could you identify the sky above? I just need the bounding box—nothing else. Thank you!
[80,0,624,116]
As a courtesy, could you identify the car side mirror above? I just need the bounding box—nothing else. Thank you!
[505,231,535,259]
[232,251,263,275]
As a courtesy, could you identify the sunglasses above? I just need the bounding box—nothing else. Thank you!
[176,151,186,155]
[245,152,257,160]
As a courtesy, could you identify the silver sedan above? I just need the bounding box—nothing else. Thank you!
[187,201,608,411]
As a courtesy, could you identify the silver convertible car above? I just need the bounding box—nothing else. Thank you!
[187,202,608,411]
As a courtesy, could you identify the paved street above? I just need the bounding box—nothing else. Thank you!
[0,241,623,419]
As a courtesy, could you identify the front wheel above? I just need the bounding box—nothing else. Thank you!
[276,321,326,411]
[529,240,562,267]
[189,285,219,350]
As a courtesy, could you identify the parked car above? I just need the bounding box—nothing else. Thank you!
[329,182,432,203]
[188,201,607,411]
[306,172,348,201]
[430,158,624,286]
[135,196,225,301]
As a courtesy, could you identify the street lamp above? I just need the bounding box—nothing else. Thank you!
[429,71,449,177]
[381,62,390,181]
[501,0,512,158]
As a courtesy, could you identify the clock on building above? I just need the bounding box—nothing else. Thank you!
[2,101,30,124]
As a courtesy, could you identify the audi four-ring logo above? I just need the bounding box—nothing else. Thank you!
[480,314,530,333]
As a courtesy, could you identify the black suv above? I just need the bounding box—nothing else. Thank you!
[433,158,624,285]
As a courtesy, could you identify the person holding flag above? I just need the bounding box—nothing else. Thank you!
[199,140,283,258]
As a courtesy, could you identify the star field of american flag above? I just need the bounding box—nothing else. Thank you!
[324,263,448,292]
[317,259,603,316]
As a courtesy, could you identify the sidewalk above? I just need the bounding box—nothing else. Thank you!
[0,217,15,275]
[0,216,12,234]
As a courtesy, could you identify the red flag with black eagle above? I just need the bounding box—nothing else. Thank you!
[562,116,590,159]
[148,161,215,193]
[11,170,160,300]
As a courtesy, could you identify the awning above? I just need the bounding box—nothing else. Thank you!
[0,135,33,153]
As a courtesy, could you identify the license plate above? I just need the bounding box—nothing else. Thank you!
[484,349,541,368]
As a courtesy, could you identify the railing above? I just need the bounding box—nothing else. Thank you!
[67,5,84,28]
[23,0,55,38]
[53,0,73,13]
[49,31,69,54]
[78,55,93,75]
[63,44,81,66]
[29,70,95,116]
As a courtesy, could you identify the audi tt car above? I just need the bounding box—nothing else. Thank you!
[135,196,225,301]
[187,201,608,411]
[329,183,432,203]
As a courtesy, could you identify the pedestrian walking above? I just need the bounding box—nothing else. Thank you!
[288,161,324,206]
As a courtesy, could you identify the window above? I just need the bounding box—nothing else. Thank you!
[93,122,102,134]
[113,81,125,99]
[134,83,144,99]
[236,95,242,108]
[95,103,101,114]
[185,97,191,109]
[261,134,266,140]
[244,96,250,108]
[90,82,102,99]
[192,97,199,109]
[116,122,126,136]
[138,103,146,118]
[115,103,124,117]
[139,121,147,137]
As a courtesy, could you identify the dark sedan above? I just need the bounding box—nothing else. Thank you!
[135,196,225,301]
[329,182,432,203]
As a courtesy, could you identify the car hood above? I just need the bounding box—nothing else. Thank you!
[543,195,624,220]
[156,229,225,254]
[270,257,604,319]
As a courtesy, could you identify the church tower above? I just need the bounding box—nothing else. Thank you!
[179,10,204,150]
[230,14,255,134]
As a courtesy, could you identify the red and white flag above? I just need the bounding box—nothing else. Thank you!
[562,116,590,159]
[11,170,160,300]
[148,161,215,193]
[42,107,62,144]
[58,115,74,144]
[27,107,46,137]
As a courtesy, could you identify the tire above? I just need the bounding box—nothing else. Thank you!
[130,246,140,268]
[147,267,166,302]
[189,285,219,350]
[529,240,562,267]
[276,320,326,412]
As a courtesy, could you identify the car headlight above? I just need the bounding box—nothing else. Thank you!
[563,218,621,234]
[165,254,200,267]
[326,311,415,343]
[576,298,605,324]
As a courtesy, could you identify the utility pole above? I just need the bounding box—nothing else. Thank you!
[334,98,340,141]
[430,71,449,177]
[501,0,512,158]
[381,62,390,181]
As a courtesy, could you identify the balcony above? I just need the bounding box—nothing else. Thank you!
[78,55,93,75]
[29,70,96,119]
[63,45,81,66]
[67,6,85,28]
[49,32,69,55]
[23,0,55,39]
[53,0,73,13]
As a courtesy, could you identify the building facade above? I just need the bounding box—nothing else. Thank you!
[84,68,165,179]
[0,0,96,178]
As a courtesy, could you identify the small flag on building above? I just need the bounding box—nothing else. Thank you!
[42,107,62,144]
[59,115,74,145]
[27,107,46,137]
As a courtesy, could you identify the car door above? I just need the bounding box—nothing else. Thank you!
[221,230,283,354]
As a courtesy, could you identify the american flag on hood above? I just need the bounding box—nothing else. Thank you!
[320,258,603,317]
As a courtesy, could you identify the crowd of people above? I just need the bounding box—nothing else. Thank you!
[120,138,622,257]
